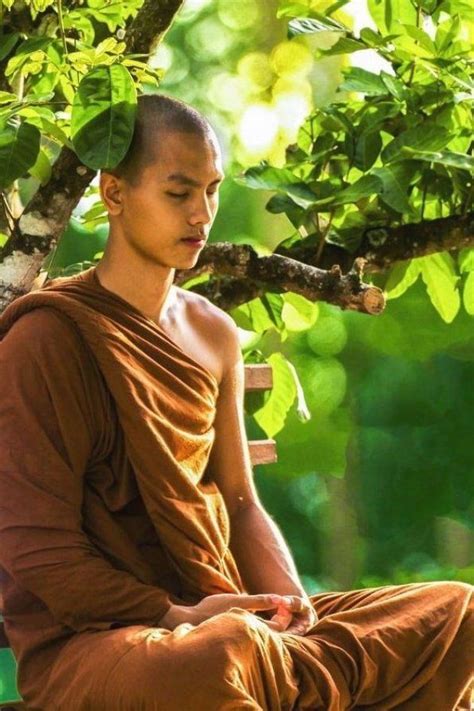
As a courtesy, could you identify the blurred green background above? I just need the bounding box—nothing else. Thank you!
[51,0,473,593]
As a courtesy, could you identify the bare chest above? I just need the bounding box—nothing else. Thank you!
[156,291,222,385]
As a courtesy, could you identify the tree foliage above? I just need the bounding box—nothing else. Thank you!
[238,0,473,324]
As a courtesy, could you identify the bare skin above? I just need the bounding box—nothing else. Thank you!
[97,128,316,635]
[97,128,228,384]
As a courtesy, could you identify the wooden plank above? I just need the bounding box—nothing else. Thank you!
[248,439,277,466]
[244,364,272,392]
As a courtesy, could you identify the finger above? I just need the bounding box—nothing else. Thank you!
[264,619,288,631]
[243,594,286,611]
[264,619,291,632]
[286,612,318,634]
[279,596,312,615]
[270,610,292,628]
[282,619,309,634]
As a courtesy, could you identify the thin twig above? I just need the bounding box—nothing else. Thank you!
[1,193,15,227]
[56,0,68,56]
[315,211,334,264]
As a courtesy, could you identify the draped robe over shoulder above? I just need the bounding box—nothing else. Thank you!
[0,266,472,711]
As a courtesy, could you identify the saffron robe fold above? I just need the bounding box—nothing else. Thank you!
[0,266,472,710]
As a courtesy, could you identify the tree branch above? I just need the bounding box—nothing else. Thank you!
[172,211,473,313]
[175,244,385,314]
[277,212,474,274]
[125,0,185,54]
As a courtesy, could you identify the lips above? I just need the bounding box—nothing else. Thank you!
[181,236,206,244]
[181,237,206,248]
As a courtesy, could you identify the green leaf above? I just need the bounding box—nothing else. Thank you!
[230,296,283,333]
[419,252,461,323]
[380,71,405,100]
[238,165,301,190]
[29,42,63,97]
[323,106,355,134]
[262,293,285,329]
[320,37,367,55]
[354,132,382,170]
[400,24,436,54]
[358,102,401,135]
[368,0,417,33]
[385,259,422,299]
[265,194,305,228]
[0,32,20,62]
[80,201,108,222]
[71,64,137,170]
[0,122,41,189]
[288,14,348,37]
[5,37,52,79]
[277,2,310,18]
[435,15,462,54]
[339,67,387,95]
[0,91,16,105]
[236,165,317,209]
[18,107,70,146]
[285,359,311,422]
[359,27,400,46]
[254,353,297,437]
[63,10,96,44]
[371,162,417,213]
[400,147,474,171]
[266,193,298,213]
[28,148,52,185]
[458,249,474,274]
[332,175,382,204]
[282,293,319,331]
[382,125,451,164]
[31,0,55,11]
[462,272,474,315]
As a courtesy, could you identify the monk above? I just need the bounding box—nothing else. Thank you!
[0,94,472,711]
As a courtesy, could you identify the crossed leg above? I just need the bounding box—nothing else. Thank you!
[286,580,474,710]
[31,580,473,710]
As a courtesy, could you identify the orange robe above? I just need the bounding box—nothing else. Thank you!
[0,266,472,710]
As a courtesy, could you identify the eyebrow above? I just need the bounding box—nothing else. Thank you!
[165,172,225,188]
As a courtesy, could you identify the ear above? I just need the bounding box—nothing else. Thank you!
[99,171,124,216]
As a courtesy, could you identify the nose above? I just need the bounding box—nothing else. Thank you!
[188,193,214,228]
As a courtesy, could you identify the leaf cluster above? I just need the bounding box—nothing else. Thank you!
[237,0,473,320]
[0,0,161,189]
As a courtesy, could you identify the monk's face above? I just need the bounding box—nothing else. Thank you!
[102,130,224,270]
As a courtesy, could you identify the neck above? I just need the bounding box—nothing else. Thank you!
[94,242,176,325]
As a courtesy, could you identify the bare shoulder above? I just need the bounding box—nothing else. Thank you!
[177,286,239,346]
[176,286,241,377]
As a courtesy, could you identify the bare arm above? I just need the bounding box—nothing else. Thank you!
[205,313,307,599]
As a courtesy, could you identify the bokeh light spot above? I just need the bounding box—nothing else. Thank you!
[273,92,312,139]
[208,73,247,112]
[271,41,314,77]
[185,17,235,60]
[239,104,279,154]
[217,0,260,30]
[237,52,275,90]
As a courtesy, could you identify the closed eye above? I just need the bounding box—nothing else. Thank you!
[166,191,219,199]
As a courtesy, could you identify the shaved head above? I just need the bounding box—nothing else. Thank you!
[107,93,214,186]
